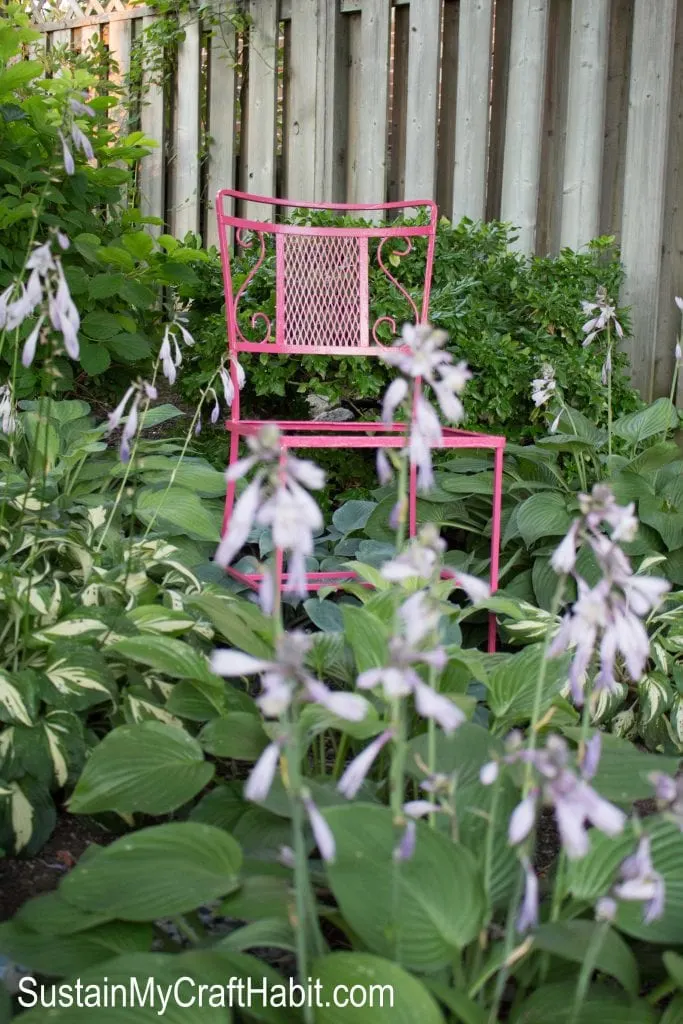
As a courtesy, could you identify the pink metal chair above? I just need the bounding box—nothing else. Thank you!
[215,189,506,651]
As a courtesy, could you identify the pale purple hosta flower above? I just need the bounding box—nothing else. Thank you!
[71,123,94,161]
[381,523,445,582]
[21,315,45,368]
[0,384,17,435]
[120,392,140,463]
[404,800,440,819]
[381,377,408,424]
[58,130,75,175]
[581,287,624,346]
[449,569,491,604]
[56,230,70,251]
[612,836,665,924]
[211,632,368,724]
[650,771,683,831]
[409,394,443,490]
[601,346,612,386]
[484,733,626,860]
[244,741,282,802]
[302,793,335,862]
[480,760,499,786]
[517,856,539,933]
[158,320,197,385]
[549,484,668,702]
[106,381,156,461]
[676,296,683,361]
[531,364,556,407]
[215,425,325,600]
[595,896,617,922]
[357,593,463,734]
[393,819,417,862]
[379,325,470,491]
[48,262,80,359]
[338,730,393,799]
[0,284,13,329]
[376,449,393,485]
[69,96,95,117]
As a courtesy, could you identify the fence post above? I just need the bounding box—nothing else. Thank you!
[560,0,610,250]
[452,0,494,223]
[620,0,677,399]
[500,0,549,252]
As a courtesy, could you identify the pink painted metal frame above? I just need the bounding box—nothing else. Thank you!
[215,188,506,651]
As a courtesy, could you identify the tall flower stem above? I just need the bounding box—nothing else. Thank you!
[606,325,613,459]
[569,919,609,1024]
[524,578,566,785]
[96,367,159,553]
[141,367,221,541]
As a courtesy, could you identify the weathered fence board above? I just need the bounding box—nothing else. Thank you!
[500,0,549,252]
[172,18,201,237]
[560,0,610,250]
[138,15,165,231]
[403,0,440,199]
[243,0,278,218]
[620,0,677,400]
[31,0,683,399]
[452,0,493,223]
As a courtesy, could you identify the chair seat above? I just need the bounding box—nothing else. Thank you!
[226,418,506,450]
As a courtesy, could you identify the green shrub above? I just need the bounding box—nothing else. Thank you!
[179,218,640,443]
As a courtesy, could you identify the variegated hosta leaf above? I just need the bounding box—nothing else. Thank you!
[34,614,111,645]
[0,776,56,855]
[1,712,85,789]
[590,681,627,726]
[610,707,638,740]
[126,605,197,636]
[0,670,38,727]
[651,641,672,675]
[41,646,117,711]
[638,674,673,726]
[663,634,683,654]
[123,693,183,728]
[669,693,683,746]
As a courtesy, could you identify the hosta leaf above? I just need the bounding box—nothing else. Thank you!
[323,804,485,970]
[517,493,573,546]
[487,644,571,723]
[68,721,214,815]
[189,594,273,658]
[34,614,111,644]
[190,782,246,831]
[533,921,638,997]
[17,891,113,936]
[165,677,231,720]
[512,982,655,1023]
[43,646,116,710]
[332,500,377,535]
[563,729,679,803]
[340,606,388,674]
[612,398,678,444]
[406,724,518,907]
[313,953,445,1024]
[0,671,35,726]
[107,636,215,682]
[0,776,56,855]
[126,606,197,635]
[136,486,221,541]
[220,876,292,921]
[0,918,152,977]
[199,712,269,760]
[216,918,297,954]
[59,823,242,921]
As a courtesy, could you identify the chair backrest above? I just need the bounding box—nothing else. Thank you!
[215,189,438,356]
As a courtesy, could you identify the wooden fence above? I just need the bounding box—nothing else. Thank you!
[30,0,683,404]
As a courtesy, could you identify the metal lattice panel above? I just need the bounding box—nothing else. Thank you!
[280,235,365,349]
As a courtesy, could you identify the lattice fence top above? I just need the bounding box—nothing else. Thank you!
[30,0,133,25]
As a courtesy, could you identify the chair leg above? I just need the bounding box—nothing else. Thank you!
[408,459,418,538]
[488,446,505,653]
[222,429,241,536]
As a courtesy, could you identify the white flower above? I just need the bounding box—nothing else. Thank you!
[303,794,335,862]
[0,384,16,435]
[338,730,393,799]
[581,288,623,345]
[531,364,556,407]
[245,742,281,802]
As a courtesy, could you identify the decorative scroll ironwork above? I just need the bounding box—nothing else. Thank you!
[373,236,419,345]
[232,228,273,345]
